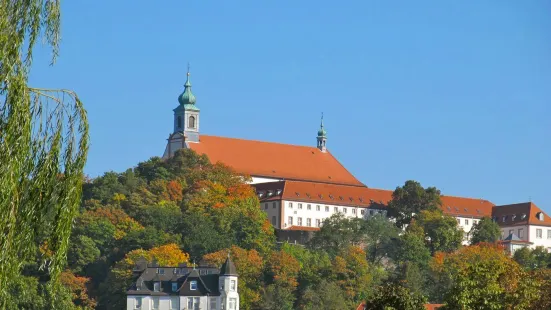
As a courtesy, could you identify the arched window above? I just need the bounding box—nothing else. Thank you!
[177,116,182,128]
[188,115,196,129]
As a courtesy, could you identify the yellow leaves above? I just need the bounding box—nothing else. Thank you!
[123,244,190,267]
[111,193,126,203]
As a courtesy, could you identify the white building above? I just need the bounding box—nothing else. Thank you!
[161,70,550,248]
[127,257,239,310]
[493,202,551,251]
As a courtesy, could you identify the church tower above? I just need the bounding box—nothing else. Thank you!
[316,113,327,152]
[174,66,200,142]
[163,66,200,158]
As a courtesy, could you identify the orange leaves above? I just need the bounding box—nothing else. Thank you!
[166,180,183,201]
[60,271,97,308]
[266,251,301,288]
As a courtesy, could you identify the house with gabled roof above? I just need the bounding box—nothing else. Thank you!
[127,256,239,310]
[161,70,550,250]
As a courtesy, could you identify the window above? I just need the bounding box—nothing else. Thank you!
[298,203,303,209]
[548,230,551,239]
[190,280,197,290]
[273,202,276,208]
[188,297,200,310]
[518,229,523,239]
[188,115,196,128]
[325,206,329,212]
[369,210,374,216]
[457,219,460,224]
[153,282,160,292]
[172,282,178,292]
[210,297,217,310]
[135,297,142,309]
[307,218,311,226]
[152,297,160,310]
[343,208,347,214]
[334,207,338,213]
[288,216,293,226]
[157,268,165,274]
[230,279,236,291]
[316,219,321,227]
[229,298,237,310]
[316,205,321,211]
[361,209,365,215]
[272,216,277,226]
[307,204,311,210]
[465,219,469,225]
[177,116,182,128]
[264,203,268,210]
[298,217,303,226]
[170,297,178,310]
[289,203,293,209]
[537,229,543,239]
[352,208,356,214]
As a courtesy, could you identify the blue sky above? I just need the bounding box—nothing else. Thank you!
[29,1,550,211]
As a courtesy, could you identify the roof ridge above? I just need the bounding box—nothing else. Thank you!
[201,134,323,150]
[440,193,494,203]
[284,179,368,188]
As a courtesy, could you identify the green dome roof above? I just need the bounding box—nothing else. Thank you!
[317,114,327,137]
[178,72,199,110]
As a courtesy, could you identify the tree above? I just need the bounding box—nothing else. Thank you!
[391,232,431,267]
[363,214,400,264]
[202,246,264,310]
[413,209,463,255]
[470,217,501,244]
[0,0,89,304]
[432,243,539,310]
[513,246,551,270]
[331,246,373,304]
[364,283,426,310]
[60,271,96,309]
[262,284,295,310]
[67,235,101,274]
[299,280,348,310]
[388,180,442,228]
[307,213,366,257]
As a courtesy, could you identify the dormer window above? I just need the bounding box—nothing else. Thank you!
[521,213,527,220]
[502,216,507,223]
[190,280,197,290]
[267,190,273,197]
[512,215,517,221]
[157,268,164,275]
[537,212,545,221]
[188,115,196,129]
[154,282,160,292]
[172,282,178,292]
[276,189,282,195]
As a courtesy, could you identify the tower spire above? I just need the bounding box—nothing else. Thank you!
[316,113,327,152]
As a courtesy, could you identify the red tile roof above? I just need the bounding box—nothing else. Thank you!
[187,135,364,186]
[425,304,444,310]
[254,180,495,218]
[492,202,551,227]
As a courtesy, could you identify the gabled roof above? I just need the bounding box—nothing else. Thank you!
[187,135,364,186]
[492,202,551,227]
[254,180,495,218]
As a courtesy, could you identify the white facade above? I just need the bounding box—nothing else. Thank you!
[499,225,551,251]
[262,199,386,230]
[127,296,223,310]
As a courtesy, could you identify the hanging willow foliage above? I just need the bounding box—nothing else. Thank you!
[0,0,89,307]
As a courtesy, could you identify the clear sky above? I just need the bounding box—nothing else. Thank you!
[29,1,550,212]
